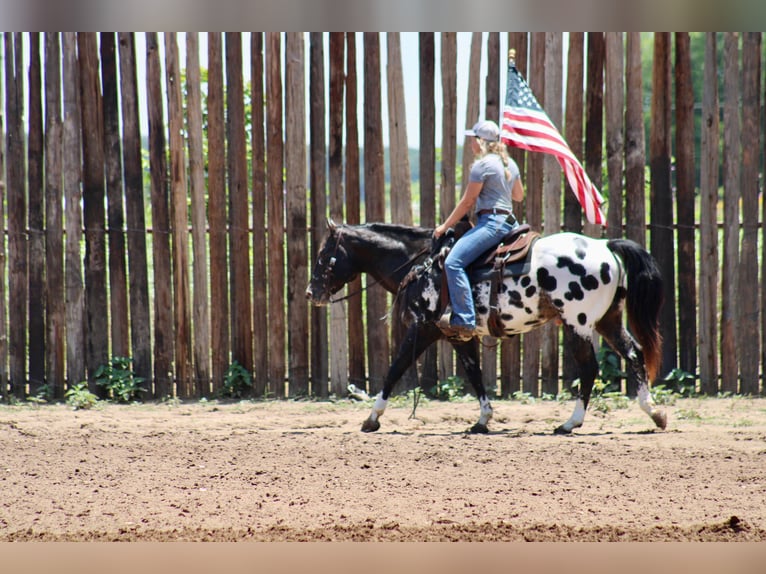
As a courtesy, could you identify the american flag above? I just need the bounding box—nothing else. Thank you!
[501,60,606,226]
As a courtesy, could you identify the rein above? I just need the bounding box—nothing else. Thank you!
[329,244,430,304]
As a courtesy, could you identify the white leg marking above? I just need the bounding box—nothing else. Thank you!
[560,398,586,432]
[368,392,388,423]
[637,383,655,417]
[477,396,493,427]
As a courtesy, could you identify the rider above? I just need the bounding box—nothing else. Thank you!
[433,119,525,340]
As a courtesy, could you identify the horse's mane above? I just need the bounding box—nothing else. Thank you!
[339,222,433,249]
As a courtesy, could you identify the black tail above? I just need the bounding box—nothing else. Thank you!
[607,239,664,382]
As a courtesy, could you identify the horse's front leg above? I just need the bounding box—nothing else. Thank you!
[452,338,492,434]
[362,322,442,432]
[555,326,599,434]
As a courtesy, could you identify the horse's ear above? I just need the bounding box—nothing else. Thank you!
[326,218,337,232]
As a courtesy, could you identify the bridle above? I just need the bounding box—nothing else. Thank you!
[321,229,430,304]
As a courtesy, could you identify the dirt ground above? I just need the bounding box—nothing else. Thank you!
[2,394,766,541]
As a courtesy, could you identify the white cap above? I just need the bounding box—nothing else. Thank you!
[465,120,500,142]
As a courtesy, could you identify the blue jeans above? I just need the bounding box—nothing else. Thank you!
[444,213,517,328]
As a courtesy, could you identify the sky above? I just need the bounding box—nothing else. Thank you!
[131,32,511,149]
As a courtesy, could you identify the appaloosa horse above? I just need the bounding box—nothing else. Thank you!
[306,220,667,435]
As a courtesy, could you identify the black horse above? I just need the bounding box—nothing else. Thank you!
[306,220,667,435]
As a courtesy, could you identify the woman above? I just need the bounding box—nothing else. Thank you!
[433,119,525,341]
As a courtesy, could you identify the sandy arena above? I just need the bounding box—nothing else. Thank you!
[2,395,765,541]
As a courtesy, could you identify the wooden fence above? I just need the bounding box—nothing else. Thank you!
[0,32,763,401]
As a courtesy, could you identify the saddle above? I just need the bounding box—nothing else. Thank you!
[439,224,540,338]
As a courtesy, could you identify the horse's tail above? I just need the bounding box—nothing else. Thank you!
[606,239,664,383]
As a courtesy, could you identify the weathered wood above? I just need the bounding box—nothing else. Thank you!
[363,33,390,393]
[699,33,719,395]
[739,32,761,395]
[345,33,366,391]
[185,32,210,395]
[226,33,253,384]
[44,33,65,398]
[650,32,677,378]
[604,32,624,238]
[62,32,86,389]
[673,32,696,378]
[418,32,438,392]
[208,33,230,395]
[309,33,329,397]
[462,32,482,194]
[485,32,500,122]
[145,32,174,398]
[439,32,458,382]
[522,32,545,396]
[285,33,309,396]
[501,32,527,398]
[0,35,7,398]
[100,33,130,360]
[561,32,584,388]
[78,32,109,391]
[266,33,286,396]
[251,33,268,396]
[28,33,45,393]
[328,33,348,397]
[625,33,647,246]
[721,32,740,394]
[6,34,26,396]
[584,32,604,239]
[540,32,562,397]
[164,33,193,397]
[387,32,412,224]
[118,33,152,390]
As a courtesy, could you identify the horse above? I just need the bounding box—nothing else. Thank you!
[306,220,668,435]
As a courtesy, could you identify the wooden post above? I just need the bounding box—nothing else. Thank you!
[78,32,109,391]
[439,32,458,382]
[462,32,482,194]
[309,33,329,397]
[0,35,5,398]
[387,32,417,392]
[584,32,604,239]
[604,32,624,238]
[207,33,230,395]
[101,33,130,361]
[541,32,562,397]
[186,32,211,395]
[28,33,45,394]
[523,33,545,396]
[363,32,389,394]
[418,32,438,393]
[561,32,584,389]
[674,32,697,377]
[721,32,740,394]
[164,33,193,397]
[62,32,86,390]
[118,32,152,390]
[328,33,348,397]
[345,33,366,392]
[285,33,309,396]
[739,32,761,395]
[625,33,647,246]
[502,32,527,398]
[650,32,677,378]
[44,33,65,398]
[266,33,286,396]
[226,33,254,383]
[699,32,719,395]
[146,32,174,398]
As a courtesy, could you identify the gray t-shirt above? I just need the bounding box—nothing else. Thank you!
[469,153,519,213]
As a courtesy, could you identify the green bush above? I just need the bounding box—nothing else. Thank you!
[220,361,253,399]
[94,357,146,403]
[65,382,99,410]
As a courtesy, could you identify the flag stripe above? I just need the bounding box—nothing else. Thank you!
[501,62,606,226]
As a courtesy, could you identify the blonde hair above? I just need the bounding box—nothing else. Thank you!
[474,138,512,180]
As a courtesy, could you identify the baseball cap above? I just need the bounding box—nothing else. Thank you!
[465,120,500,142]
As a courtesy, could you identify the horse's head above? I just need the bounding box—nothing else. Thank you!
[305,219,360,306]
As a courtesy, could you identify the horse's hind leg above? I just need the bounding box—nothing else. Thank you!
[596,310,667,430]
[362,322,442,432]
[452,338,492,433]
[555,325,599,434]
